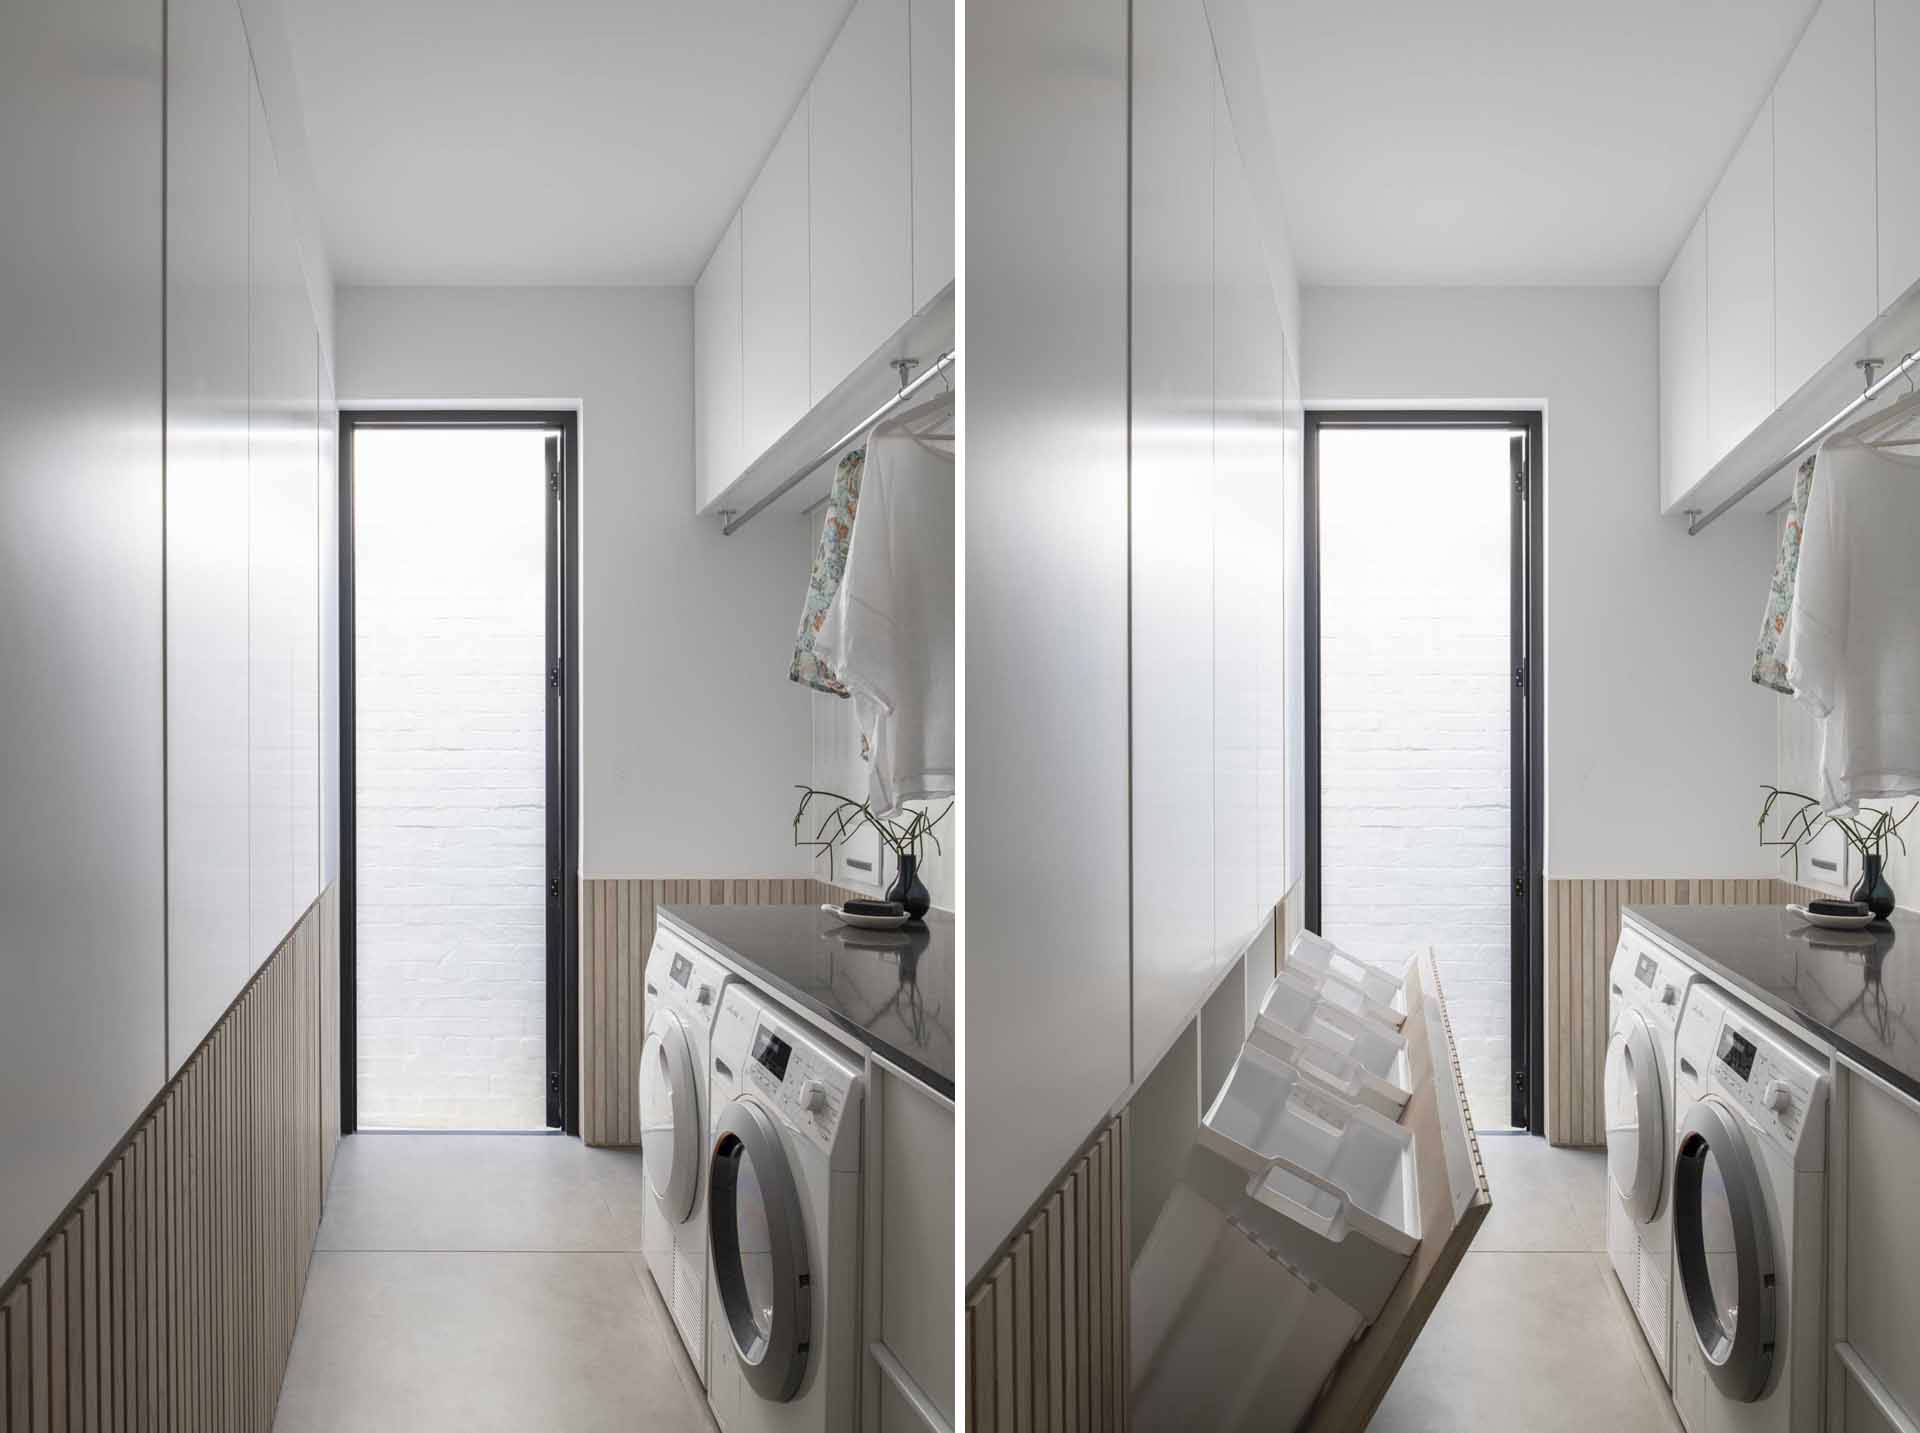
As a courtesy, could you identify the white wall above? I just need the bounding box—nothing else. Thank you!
[1304,286,1778,878]
[336,286,813,878]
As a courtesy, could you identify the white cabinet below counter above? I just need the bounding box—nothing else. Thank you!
[1831,1066,1920,1433]
[693,0,954,518]
[863,1063,955,1431]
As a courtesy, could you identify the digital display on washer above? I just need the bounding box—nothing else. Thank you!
[752,1027,793,1082]
[1634,954,1658,988]
[1717,1028,1757,1082]
[669,954,692,988]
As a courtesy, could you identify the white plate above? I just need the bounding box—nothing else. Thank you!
[1786,903,1875,930]
[821,903,910,930]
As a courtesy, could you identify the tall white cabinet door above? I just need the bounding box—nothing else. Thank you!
[1211,84,1261,973]
[909,0,954,310]
[809,0,913,402]
[249,74,309,965]
[1707,99,1774,464]
[1774,0,1877,401]
[743,98,811,464]
[1879,0,1920,308]
[166,0,252,1065]
[290,329,320,915]
[319,344,340,889]
[694,210,743,512]
[1130,0,1216,1070]
[1659,211,1709,512]
[1282,345,1304,892]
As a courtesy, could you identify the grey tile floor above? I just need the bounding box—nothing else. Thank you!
[1367,1133,1684,1433]
[274,1133,717,1433]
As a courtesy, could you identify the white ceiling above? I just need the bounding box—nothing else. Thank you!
[283,0,855,286]
[1247,0,1822,286]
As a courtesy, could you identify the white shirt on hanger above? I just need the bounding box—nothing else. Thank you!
[1785,433,1920,811]
[813,421,954,817]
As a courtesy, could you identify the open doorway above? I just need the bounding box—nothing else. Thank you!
[338,413,578,1133]
[1305,412,1543,1132]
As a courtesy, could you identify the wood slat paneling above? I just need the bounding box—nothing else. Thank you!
[0,884,339,1433]
[1545,876,1809,1145]
[577,877,859,1147]
[965,1115,1130,1433]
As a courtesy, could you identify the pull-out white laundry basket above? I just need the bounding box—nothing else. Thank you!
[1287,933,1412,1030]
[1248,968,1412,1118]
[1132,1045,1422,1433]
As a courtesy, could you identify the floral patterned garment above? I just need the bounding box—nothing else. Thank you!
[790,448,864,696]
[1752,451,1818,694]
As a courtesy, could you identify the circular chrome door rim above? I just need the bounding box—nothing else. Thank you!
[1673,1096,1777,1403]
[639,1012,700,1221]
[709,1097,812,1403]
[1605,1009,1664,1222]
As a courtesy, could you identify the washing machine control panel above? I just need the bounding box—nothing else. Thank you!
[745,1016,860,1153]
[1703,1014,1828,1163]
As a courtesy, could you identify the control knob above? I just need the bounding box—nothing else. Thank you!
[1659,984,1679,1006]
[1764,1080,1793,1115]
[800,1080,830,1115]
[695,984,714,1007]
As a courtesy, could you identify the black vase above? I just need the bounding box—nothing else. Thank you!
[1853,853,1896,921]
[887,852,931,922]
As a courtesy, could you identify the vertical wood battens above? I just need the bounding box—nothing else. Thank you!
[577,877,862,1146]
[0,886,338,1433]
[1545,876,1804,1145]
[964,1114,1130,1433]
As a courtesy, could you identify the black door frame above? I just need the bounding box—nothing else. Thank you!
[337,410,581,1135]
[1303,410,1545,1133]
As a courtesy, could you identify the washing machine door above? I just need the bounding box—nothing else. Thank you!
[639,1011,701,1223]
[1604,1008,1664,1222]
[1672,1097,1777,1403]
[708,1098,812,1403]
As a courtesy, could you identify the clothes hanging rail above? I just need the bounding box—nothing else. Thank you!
[1687,349,1920,535]
[720,349,955,536]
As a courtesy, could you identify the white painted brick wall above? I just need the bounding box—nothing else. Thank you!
[1317,428,1514,1128]
[354,429,549,1130]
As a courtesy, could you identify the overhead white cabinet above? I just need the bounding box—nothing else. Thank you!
[1773,0,1877,402]
[694,211,743,513]
[909,0,954,311]
[1659,212,1709,513]
[1879,0,1920,309]
[809,0,913,404]
[1707,100,1774,465]
[1130,0,1217,1075]
[743,98,811,463]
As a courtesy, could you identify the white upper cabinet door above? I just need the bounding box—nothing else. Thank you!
[1774,0,1877,401]
[1879,0,1920,308]
[1707,99,1774,465]
[809,0,913,403]
[694,211,743,512]
[1130,0,1216,1071]
[743,97,811,465]
[1659,211,1710,512]
[909,0,954,310]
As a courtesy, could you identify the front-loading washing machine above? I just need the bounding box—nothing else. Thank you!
[639,924,733,1382]
[1606,917,1707,1381]
[1668,982,1829,1433]
[703,983,864,1433]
